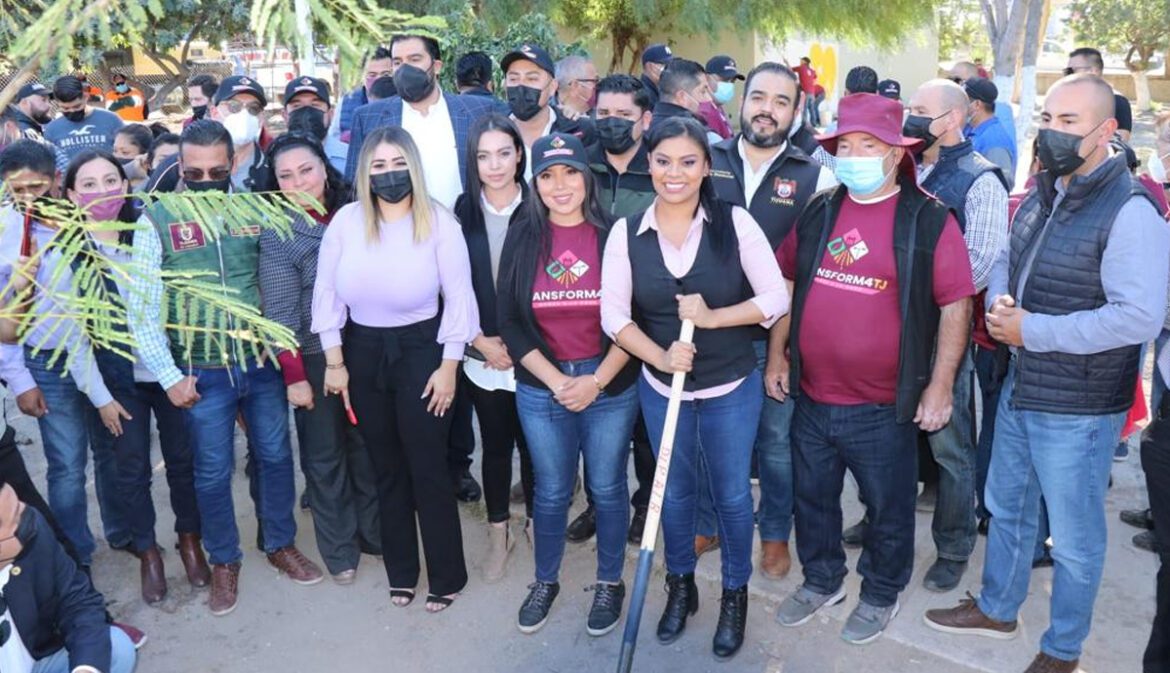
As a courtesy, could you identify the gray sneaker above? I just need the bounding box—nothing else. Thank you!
[841,599,900,645]
[776,585,846,627]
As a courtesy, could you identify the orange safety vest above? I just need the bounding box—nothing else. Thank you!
[105,87,147,121]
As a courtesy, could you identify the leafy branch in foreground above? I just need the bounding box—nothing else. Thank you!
[0,190,308,374]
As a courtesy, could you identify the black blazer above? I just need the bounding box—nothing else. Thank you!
[454,189,528,340]
[5,507,111,670]
[495,214,637,392]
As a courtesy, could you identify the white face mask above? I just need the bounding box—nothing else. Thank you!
[1148,150,1170,184]
[222,110,261,147]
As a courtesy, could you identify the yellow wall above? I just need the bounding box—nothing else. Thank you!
[130,41,225,76]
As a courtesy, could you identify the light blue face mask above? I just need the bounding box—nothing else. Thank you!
[834,149,895,197]
[713,81,735,105]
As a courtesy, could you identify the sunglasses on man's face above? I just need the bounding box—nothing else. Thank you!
[219,99,264,116]
[182,167,231,182]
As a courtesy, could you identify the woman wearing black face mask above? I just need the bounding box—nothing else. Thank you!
[311,126,479,613]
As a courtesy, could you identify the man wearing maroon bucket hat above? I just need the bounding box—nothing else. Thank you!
[766,92,975,644]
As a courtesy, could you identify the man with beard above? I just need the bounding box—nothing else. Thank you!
[710,61,835,579]
[5,83,54,144]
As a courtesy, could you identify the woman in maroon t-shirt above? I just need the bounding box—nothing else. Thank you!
[496,132,638,638]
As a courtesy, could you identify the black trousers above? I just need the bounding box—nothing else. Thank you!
[0,426,80,562]
[1144,394,1170,673]
[345,321,467,596]
[293,353,382,574]
[447,376,476,478]
[584,412,655,510]
[466,378,533,523]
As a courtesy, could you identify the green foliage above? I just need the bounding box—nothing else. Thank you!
[1069,0,1170,71]
[0,191,303,374]
[938,0,993,61]
[433,4,584,91]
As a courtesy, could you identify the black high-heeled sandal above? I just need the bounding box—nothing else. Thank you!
[389,588,416,607]
[425,592,459,613]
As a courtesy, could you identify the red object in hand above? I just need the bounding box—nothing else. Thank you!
[20,209,33,257]
[346,405,358,426]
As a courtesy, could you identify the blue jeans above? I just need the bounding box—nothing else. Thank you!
[753,340,795,542]
[516,357,638,584]
[25,349,131,566]
[792,396,918,607]
[925,348,977,561]
[184,361,296,565]
[640,369,763,589]
[978,365,1125,661]
[32,625,136,673]
[1154,329,1170,410]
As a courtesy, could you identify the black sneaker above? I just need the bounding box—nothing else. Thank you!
[628,507,647,546]
[566,506,597,543]
[1120,508,1155,531]
[453,469,482,503]
[587,581,626,636]
[518,581,560,634]
[842,517,867,548]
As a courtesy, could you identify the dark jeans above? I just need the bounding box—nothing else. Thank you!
[974,346,1001,520]
[792,396,918,607]
[640,370,763,589]
[924,348,977,561]
[345,321,467,596]
[753,340,796,542]
[25,348,131,566]
[294,353,381,574]
[185,360,297,565]
[1143,394,1170,673]
[447,376,476,478]
[116,381,200,552]
[466,375,533,523]
[516,357,638,584]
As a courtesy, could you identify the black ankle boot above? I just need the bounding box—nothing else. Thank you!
[712,586,748,659]
[656,572,698,644]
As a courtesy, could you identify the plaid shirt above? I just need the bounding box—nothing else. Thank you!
[126,220,184,389]
[258,211,325,355]
[918,165,1008,291]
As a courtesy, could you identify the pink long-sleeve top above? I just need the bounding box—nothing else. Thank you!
[311,200,479,360]
[601,200,790,400]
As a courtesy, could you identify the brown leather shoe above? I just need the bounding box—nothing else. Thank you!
[266,546,324,586]
[178,533,211,588]
[209,563,241,616]
[139,547,167,604]
[1023,653,1080,673]
[760,540,791,580]
[923,593,1019,639]
[695,535,720,558]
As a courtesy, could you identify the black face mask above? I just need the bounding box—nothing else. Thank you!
[370,169,412,204]
[63,109,86,123]
[286,106,328,142]
[393,64,435,103]
[595,117,638,154]
[1036,126,1099,177]
[192,104,208,120]
[902,114,940,153]
[506,85,545,121]
[185,177,232,193]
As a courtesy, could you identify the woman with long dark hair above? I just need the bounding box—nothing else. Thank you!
[311,126,478,612]
[62,149,209,604]
[498,132,638,637]
[454,114,535,582]
[600,117,788,659]
[259,133,380,585]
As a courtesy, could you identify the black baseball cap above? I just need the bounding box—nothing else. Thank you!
[642,43,673,65]
[964,77,998,106]
[501,44,555,78]
[877,79,901,100]
[705,55,745,81]
[283,76,331,107]
[214,75,268,107]
[15,82,51,102]
[530,133,588,176]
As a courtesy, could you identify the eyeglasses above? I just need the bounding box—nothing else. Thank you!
[182,168,231,182]
[219,99,264,116]
[574,78,599,86]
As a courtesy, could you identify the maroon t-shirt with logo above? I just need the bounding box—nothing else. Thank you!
[777,192,974,405]
[531,222,603,361]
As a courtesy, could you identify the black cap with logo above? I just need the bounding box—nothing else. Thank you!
[283,76,331,107]
[705,55,745,81]
[530,132,588,176]
[501,44,556,78]
[214,75,268,107]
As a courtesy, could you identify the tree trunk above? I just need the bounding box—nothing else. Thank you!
[1131,68,1152,111]
[1014,0,1047,144]
[981,0,1030,91]
[140,48,189,110]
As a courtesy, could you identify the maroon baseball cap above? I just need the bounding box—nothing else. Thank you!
[817,93,924,155]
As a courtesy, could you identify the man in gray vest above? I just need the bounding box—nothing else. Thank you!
[902,78,1009,592]
[924,74,1170,673]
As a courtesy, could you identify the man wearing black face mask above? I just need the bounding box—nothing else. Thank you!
[710,62,833,580]
[282,76,333,143]
[925,74,1170,673]
[501,43,595,183]
[345,34,495,212]
[588,74,655,218]
[43,76,123,174]
[902,78,1008,593]
[184,74,218,130]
